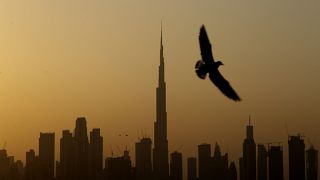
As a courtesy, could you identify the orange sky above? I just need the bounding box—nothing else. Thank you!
[0,0,320,178]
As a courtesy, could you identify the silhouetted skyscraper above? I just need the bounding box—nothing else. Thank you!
[257,144,267,180]
[89,128,103,180]
[211,143,228,179]
[0,149,11,179]
[104,150,134,180]
[153,26,169,180]
[170,151,182,180]
[228,162,237,180]
[306,146,318,180]
[39,132,55,180]
[187,157,197,180]
[268,145,283,180]
[198,143,211,180]
[242,120,256,180]
[60,130,73,180]
[288,135,305,180]
[135,138,152,180]
[74,117,89,180]
[25,149,37,180]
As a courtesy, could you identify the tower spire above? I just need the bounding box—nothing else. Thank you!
[161,21,163,46]
[159,23,165,85]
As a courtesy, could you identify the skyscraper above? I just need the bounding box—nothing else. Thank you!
[74,117,89,180]
[89,128,103,180]
[0,149,11,179]
[288,135,305,180]
[187,157,197,180]
[153,26,169,180]
[39,132,55,180]
[242,120,256,180]
[25,149,38,180]
[198,143,211,180]
[268,145,283,180]
[306,146,318,180]
[228,162,237,180]
[257,144,267,180]
[60,130,73,180]
[104,150,134,180]
[211,143,228,179]
[170,151,182,180]
[135,138,152,180]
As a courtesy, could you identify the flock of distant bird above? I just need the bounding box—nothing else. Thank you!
[195,25,241,102]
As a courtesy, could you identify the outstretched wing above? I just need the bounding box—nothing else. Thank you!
[209,70,241,101]
[199,25,215,64]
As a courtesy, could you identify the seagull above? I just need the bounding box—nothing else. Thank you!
[195,25,241,101]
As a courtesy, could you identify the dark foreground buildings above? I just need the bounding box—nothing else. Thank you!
[1,118,320,180]
[289,135,305,180]
[104,150,135,180]
[187,157,197,180]
[135,138,152,180]
[241,120,256,180]
[197,143,234,180]
[307,146,318,180]
[39,132,55,180]
[257,144,267,180]
[268,145,284,180]
[170,151,182,180]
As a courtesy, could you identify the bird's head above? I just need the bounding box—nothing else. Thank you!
[216,61,224,67]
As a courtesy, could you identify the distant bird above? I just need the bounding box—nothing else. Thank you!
[195,25,241,101]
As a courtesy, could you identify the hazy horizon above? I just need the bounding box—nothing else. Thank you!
[0,1,320,179]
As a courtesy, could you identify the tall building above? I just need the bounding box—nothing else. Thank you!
[288,135,305,180]
[268,145,283,180]
[170,151,182,180]
[135,138,152,180]
[187,157,197,180]
[104,150,134,180]
[39,132,55,180]
[198,143,211,180]
[25,149,38,180]
[60,130,73,180]
[12,160,24,180]
[74,117,89,180]
[211,143,228,179]
[306,146,318,180]
[0,149,11,179]
[153,26,169,180]
[242,120,256,180]
[257,144,267,180]
[89,128,103,180]
[228,162,237,180]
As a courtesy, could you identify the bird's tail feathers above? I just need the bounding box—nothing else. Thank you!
[195,60,207,79]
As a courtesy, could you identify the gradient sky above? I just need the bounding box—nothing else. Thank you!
[0,0,320,177]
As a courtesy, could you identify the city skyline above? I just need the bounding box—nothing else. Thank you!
[0,1,320,179]
[0,116,318,180]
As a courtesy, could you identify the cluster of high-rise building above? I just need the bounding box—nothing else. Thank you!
[0,28,319,180]
[22,117,104,180]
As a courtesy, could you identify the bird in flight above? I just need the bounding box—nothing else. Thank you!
[195,25,241,101]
